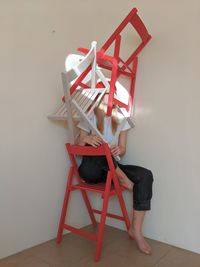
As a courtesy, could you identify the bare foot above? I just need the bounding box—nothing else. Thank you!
[128,228,152,255]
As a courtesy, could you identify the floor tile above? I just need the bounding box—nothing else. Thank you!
[68,225,173,267]
[30,234,94,266]
[0,248,38,267]
[1,225,199,267]
[101,235,172,267]
[154,247,200,267]
[0,255,52,267]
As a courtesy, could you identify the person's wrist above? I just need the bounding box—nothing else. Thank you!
[83,136,89,144]
[119,145,124,156]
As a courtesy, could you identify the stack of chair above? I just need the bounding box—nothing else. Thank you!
[48,8,151,261]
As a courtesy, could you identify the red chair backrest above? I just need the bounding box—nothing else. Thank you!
[100,8,151,66]
[66,143,117,177]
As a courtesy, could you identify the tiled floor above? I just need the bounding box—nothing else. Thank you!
[1,225,200,267]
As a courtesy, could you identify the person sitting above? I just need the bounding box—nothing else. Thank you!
[76,94,153,255]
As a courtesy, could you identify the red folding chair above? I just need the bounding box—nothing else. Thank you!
[56,143,130,261]
[78,8,152,116]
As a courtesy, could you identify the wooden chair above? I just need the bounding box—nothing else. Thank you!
[61,41,110,144]
[78,8,152,116]
[56,143,130,261]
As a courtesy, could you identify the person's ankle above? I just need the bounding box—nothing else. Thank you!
[129,226,140,234]
[129,228,152,255]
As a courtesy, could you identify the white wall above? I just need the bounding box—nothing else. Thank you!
[0,0,96,259]
[103,0,200,254]
[0,0,200,259]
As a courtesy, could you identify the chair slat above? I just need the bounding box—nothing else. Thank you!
[81,91,99,112]
[66,143,107,156]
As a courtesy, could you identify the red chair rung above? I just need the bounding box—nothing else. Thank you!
[64,224,97,241]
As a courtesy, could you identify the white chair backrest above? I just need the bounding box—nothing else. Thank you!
[65,41,97,87]
[65,54,90,85]
[62,41,107,144]
[65,54,84,72]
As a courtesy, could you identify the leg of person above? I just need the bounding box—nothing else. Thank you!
[79,156,133,190]
[90,155,134,190]
[78,156,107,183]
[118,164,153,255]
[115,166,134,191]
[129,210,151,255]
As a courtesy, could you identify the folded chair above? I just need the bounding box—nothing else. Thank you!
[61,41,109,143]
[47,53,92,122]
[78,8,152,116]
[56,143,130,261]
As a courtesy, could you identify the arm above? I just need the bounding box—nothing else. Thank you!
[110,130,128,157]
[77,128,103,147]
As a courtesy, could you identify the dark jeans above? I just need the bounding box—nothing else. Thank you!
[78,155,153,211]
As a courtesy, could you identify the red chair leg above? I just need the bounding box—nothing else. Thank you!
[106,37,121,116]
[113,180,130,231]
[116,190,130,231]
[95,172,112,261]
[56,166,74,243]
[73,168,97,227]
[127,57,138,112]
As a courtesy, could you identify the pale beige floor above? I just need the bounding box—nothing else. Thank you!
[1,225,200,267]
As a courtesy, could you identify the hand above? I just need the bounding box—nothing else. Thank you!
[84,134,103,147]
[110,144,121,157]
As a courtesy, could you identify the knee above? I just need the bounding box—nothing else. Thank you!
[140,169,154,188]
[147,169,154,183]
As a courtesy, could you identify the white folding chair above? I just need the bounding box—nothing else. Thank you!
[62,41,109,144]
